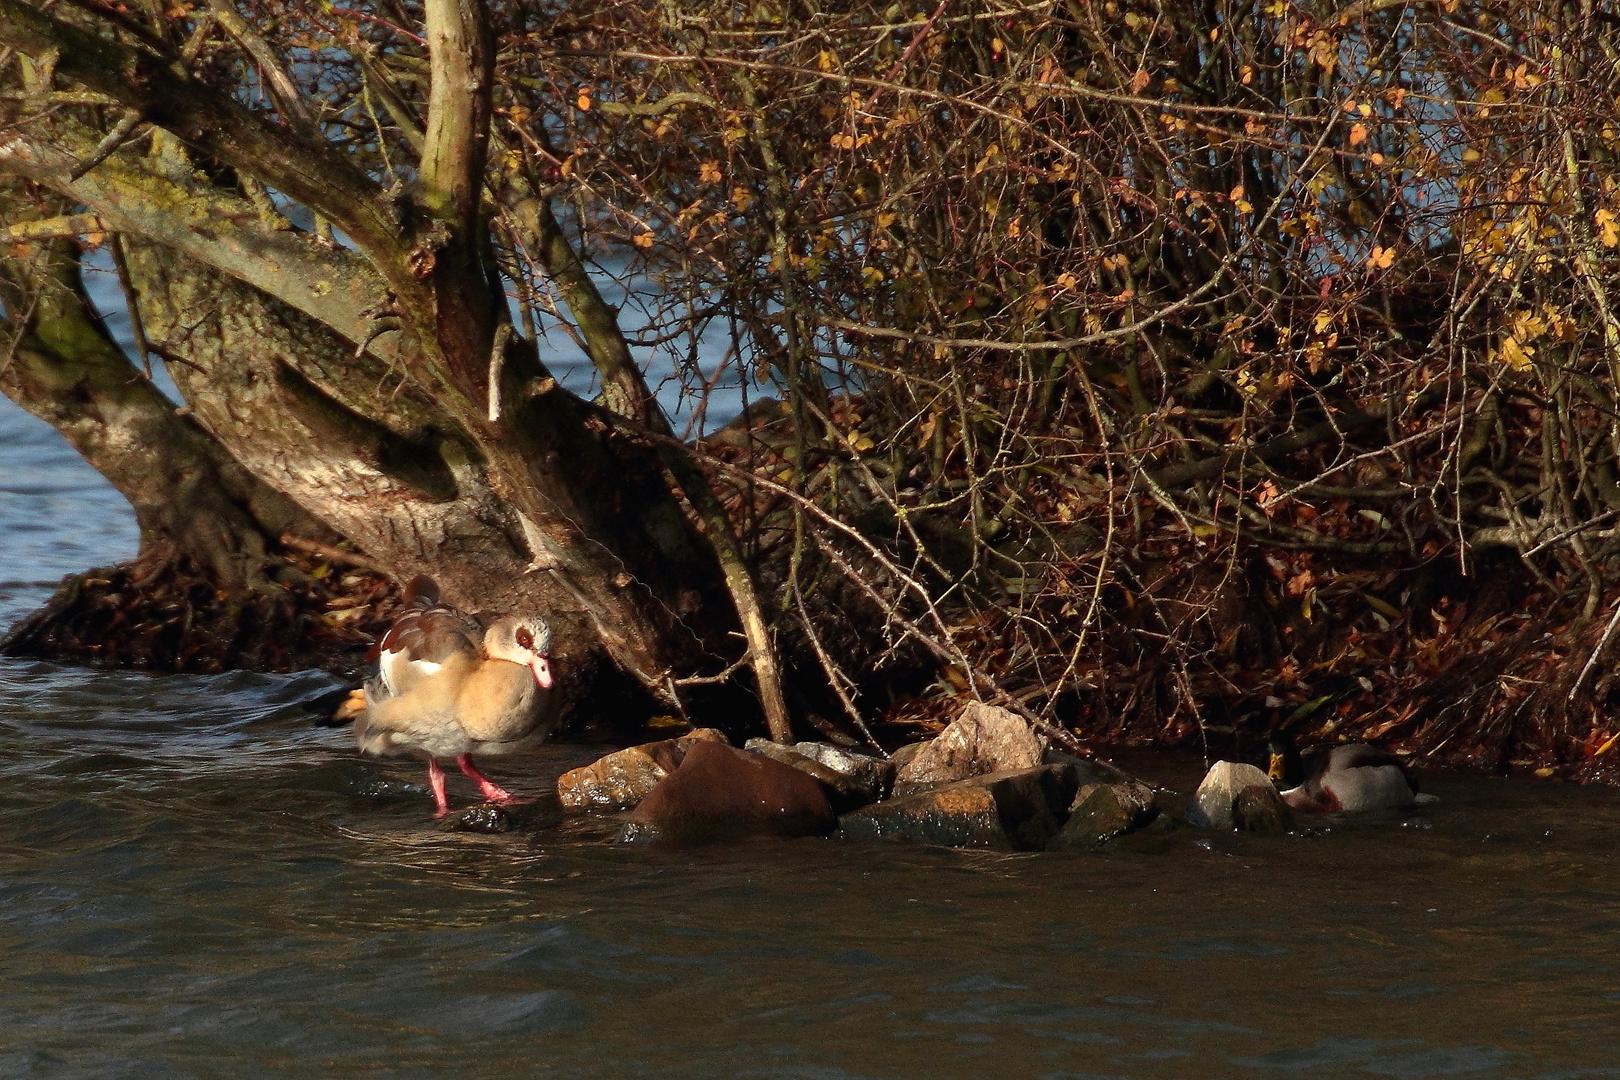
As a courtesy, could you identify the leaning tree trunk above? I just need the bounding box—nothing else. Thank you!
[0,0,782,730]
[0,190,402,670]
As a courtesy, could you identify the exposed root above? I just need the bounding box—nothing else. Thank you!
[1,542,407,676]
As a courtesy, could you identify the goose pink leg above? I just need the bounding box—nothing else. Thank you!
[456,754,515,803]
[426,757,451,819]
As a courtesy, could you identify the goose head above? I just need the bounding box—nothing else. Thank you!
[483,615,553,689]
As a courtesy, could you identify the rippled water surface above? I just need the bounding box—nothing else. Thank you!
[5,395,1620,1079]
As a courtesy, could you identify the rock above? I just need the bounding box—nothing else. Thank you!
[1048,781,1159,849]
[556,728,727,812]
[744,739,895,811]
[788,741,896,799]
[890,741,928,768]
[893,703,1043,795]
[617,740,835,844]
[744,742,870,812]
[838,764,1080,850]
[1183,761,1293,833]
[1232,785,1293,834]
[1042,749,1135,787]
[440,794,564,834]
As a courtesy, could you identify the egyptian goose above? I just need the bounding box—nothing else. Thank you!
[1267,731,1418,813]
[354,577,557,817]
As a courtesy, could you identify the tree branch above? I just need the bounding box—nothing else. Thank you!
[418,0,491,232]
[0,0,399,261]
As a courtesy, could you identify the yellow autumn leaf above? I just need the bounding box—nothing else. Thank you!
[633,231,654,249]
[1366,245,1395,270]
[1498,335,1534,370]
[698,160,721,184]
[576,90,592,111]
[1597,207,1619,247]
[731,186,753,212]
[1348,123,1367,147]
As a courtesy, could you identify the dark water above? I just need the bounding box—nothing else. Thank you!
[6,378,1620,1076]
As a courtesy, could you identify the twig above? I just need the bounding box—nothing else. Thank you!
[278,534,391,575]
[69,108,144,180]
[487,322,512,422]
[1573,599,1620,698]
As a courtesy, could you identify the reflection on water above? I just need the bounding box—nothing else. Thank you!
[5,362,1620,1078]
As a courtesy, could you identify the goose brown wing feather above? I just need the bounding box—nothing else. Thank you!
[377,605,482,666]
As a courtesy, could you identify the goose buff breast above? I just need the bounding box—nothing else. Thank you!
[354,580,556,817]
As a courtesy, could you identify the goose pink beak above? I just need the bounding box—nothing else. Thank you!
[530,657,553,689]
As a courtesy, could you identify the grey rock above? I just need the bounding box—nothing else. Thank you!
[893,703,1043,795]
[838,764,1080,850]
[1184,760,1293,832]
[556,728,727,812]
[745,739,895,810]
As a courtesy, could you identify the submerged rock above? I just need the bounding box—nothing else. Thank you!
[1183,761,1293,833]
[893,703,1044,795]
[838,764,1080,850]
[440,795,564,834]
[617,740,835,844]
[1049,781,1159,849]
[556,728,727,812]
[744,739,894,811]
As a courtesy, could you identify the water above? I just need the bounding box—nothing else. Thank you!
[5,324,1620,1076]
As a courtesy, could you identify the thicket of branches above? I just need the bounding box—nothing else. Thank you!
[522,0,1620,769]
[9,0,1620,770]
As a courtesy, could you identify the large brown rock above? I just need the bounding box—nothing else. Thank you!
[893,703,1043,795]
[838,764,1079,850]
[617,740,836,844]
[1183,760,1293,833]
[556,728,727,812]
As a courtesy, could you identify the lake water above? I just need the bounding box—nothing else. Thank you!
[3,293,1620,1077]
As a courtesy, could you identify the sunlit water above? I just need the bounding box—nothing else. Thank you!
[4,291,1620,1077]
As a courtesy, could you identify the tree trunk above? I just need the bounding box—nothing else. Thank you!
[0,0,787,729]
[0,195,402,670]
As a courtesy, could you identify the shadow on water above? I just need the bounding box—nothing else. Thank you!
[6,353,1620,1077]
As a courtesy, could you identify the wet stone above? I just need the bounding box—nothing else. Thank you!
[893,703,1044,796]
[1184,761,1293,833]
[440,795,564,834]
[442,803,511,833]
[1043,749,1135,787]
[556,728,727,812]
[1233,785,1293,834]
[744,739,894,811]
[1048,781,1159,849]
[617,740,835,845]
[838,764,1080,850]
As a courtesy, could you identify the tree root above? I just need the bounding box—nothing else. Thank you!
[1,544,405,676]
